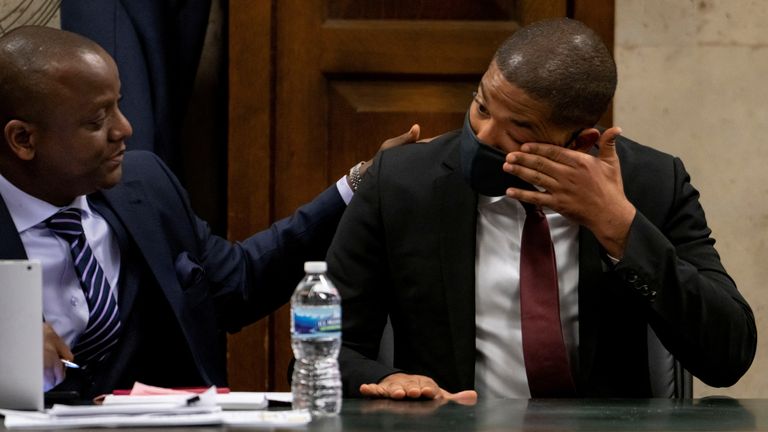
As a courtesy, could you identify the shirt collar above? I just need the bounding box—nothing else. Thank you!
[477,193,559,216]
[0,172,93,234]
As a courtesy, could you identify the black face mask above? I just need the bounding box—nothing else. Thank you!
[459,112,534,196]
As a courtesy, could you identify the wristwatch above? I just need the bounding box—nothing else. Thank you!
[348,161,365,192]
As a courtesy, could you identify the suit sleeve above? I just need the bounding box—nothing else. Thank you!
[147,152,348,331]
[211,187,347,331]
[617,156,756,387]
[326,152,402,397]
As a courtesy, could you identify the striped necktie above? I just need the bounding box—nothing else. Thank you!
[46,208,122,367]
[519,203,576,397]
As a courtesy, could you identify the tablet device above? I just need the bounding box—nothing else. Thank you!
[0,260,43,411]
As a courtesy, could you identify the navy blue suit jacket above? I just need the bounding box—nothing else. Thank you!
[0,151,346,396]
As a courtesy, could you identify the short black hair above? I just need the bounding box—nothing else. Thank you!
[493,18,617,129]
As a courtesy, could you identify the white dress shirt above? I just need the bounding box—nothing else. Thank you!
[336,176,355,204]
[474,194,580,398]
[0,174,121,357]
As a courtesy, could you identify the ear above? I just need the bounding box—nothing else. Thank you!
[571,128,600,153]
[4,119,36,161]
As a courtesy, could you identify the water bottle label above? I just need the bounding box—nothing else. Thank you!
[292,305,341,339]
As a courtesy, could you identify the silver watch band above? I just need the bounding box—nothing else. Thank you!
[348,161,365,192]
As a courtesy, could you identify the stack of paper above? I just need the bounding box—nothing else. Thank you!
[1,409,311,429]
[0,387,309,429]
[102,392,269,410]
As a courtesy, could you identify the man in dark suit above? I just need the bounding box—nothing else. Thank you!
[327,18,756,401]
[0,26,414,398]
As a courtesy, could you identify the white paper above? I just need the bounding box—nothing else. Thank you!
[48,403,219,417]
[1,388,307,429]
[1,410,223,429]
[0,408,311,429]
[102,391,271,411]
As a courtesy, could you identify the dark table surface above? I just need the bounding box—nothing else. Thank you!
[2,398,764,431]
[303,398,761,432]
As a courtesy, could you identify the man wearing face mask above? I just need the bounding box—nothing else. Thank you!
[326,18,756,401]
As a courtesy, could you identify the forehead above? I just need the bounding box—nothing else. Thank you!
[48,51,120,107]
[478,62,551,124]
[51,51,120,92]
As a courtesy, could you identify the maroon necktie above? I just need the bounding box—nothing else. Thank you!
[519,203,576,397]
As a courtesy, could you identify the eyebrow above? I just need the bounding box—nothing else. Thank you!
[477,81,534,131]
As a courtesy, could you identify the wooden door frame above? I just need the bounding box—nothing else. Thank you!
[227,0,274,391]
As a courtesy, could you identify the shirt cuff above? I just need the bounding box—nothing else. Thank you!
[336,176,354,205]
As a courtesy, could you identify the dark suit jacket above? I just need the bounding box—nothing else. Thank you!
[0,151,345,397]
[327,131,756,398]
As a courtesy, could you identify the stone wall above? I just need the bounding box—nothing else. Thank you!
[615,0,768,397]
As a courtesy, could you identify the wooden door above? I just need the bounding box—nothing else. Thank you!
[228,0,614,391]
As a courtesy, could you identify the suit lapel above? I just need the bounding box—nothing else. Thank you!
[88,192,142,323]
[98,180,184,319]
[0,195,28,259]
[576,226,602,389]
[436,144,478,390]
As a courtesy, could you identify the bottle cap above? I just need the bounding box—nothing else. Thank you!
[304,261,327,273]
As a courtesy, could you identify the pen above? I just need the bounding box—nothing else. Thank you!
[61,359,81,369]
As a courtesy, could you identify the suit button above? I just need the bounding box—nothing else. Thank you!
[624,271,639,283]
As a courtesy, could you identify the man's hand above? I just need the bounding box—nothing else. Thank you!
[503,127,636,258]
[356,125,422,180]
[43,323,73,391]
[378,124,422,153]
[360,372,477,405]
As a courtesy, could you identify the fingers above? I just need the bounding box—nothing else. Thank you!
[515,142,582,169]
[380,124,421,152]
[441,390,478,406]
[45,323,74,360]
[43,347,66,390]
[43,363,65,392]
[360,373,442,400]
[361,379,477,408]
[360,383,391,398]
[361,375,476,410]
[504,148,561,193]
[408,124,421,142]
[504,144,570,182]
[43,323,72,390]
[597,126,622,160]
[360,382,408,399]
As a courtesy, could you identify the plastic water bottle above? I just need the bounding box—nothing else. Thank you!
[291,261,342,416]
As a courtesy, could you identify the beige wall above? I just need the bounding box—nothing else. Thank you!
[615,0,768,397]
[0,0,59,31]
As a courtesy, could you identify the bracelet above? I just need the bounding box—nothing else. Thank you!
[348,161,365,192]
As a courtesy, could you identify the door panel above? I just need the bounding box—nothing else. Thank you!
[321,20,517,74]
[228,0,613,391]
[327,0,516,20]
[328,80,475,176]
